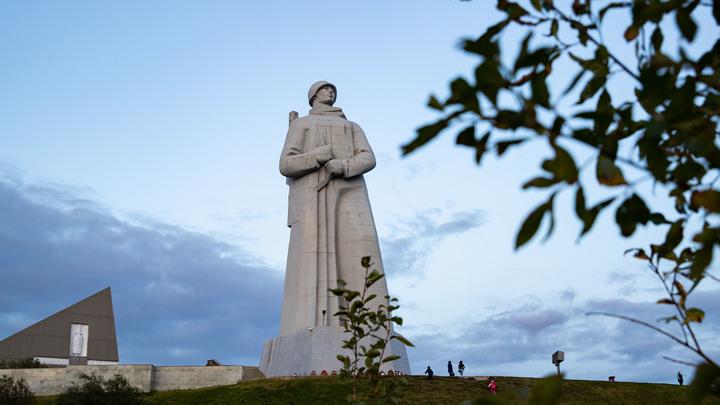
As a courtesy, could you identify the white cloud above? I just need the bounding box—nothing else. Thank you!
[0,174,283,366]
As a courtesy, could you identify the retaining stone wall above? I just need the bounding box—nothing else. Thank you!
[0,364,258,397]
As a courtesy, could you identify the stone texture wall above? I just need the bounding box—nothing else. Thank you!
[152,366,245,392]
[0,364,263,396]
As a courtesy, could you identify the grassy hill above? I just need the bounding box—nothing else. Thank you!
[37,375,720,404]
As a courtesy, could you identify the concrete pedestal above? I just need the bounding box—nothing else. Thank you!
[259,326,410,377]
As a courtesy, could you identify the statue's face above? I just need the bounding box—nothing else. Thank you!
[315,85,336,106]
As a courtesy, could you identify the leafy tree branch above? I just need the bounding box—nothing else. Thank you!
[330,256,414,405]
[404,0,719,401]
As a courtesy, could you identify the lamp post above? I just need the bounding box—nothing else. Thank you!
[552,350,564,376]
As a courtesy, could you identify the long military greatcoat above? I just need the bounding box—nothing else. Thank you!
[278,105,390,336]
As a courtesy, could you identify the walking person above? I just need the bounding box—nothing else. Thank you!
[447,361,454,376]
[458,361,465,376]
[677,371,684,386]
[425,366,434,382]
[489,379,496,395]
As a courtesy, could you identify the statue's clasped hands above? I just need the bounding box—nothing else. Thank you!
[315,145,333,164]
[315,145,343,177]
[324,159,343,176]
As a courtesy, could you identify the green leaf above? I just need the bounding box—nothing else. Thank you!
[514,33,533,74]
[345,291,361,302]
[550,19,559,38]
[463,21,506,58]
[531,71,551,108]
[427,95,444,111]
[596,155,628,186]
[685,308,705,323]
[516,198,551,248]
[690,189,720,213]
[651,26,664,52]
[575,186,612,237]
[676,8,697,41]
[528,374,563,405]
[660,316,678,324]
[523,176,559,189]
[475,132,491,164]
[391,334,415,347]
[575,185,588,218]
[572,0,588,15]
[475,59,504,105]
[629,248,649,260]
[496,138,526,156]
[494,109,524,130]
[549,116,565,140]
[403,119,449,155]
[586,198,613,236]
[594,89,613,135]
[455,126,476,147]
[448,77,480,114]
[690,363,720,405]
[674,280,687,309]
[516,46,557,72]
[497,0,529,20]
[578,72,607,104]
[543,145,579,184]
[664,219,684,251]
[615,194,651,237]
[671,159,707,186]
[624,24,640,41]
[689,242,713,281]
[381,355,401,363]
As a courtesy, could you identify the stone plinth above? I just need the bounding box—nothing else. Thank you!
[259,326,410,377]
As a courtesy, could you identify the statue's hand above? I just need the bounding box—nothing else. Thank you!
[325,159,344,176]
[315,145,333,164]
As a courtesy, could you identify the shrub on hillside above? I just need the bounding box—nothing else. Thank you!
[56,373,143,405]
[0,358,46,369]
[0,375,36,405]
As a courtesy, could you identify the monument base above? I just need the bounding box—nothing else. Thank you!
[259,326,410,377]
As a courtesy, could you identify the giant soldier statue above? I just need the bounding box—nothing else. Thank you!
[259,81,410,376]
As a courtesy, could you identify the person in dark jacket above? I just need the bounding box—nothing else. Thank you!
[447,361,454,376]
[425,366,434,382]
[458,361,465,376]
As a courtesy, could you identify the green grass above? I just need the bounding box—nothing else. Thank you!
[36,375,720,405]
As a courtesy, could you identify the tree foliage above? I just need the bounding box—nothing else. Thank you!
[0,358,46,369]
[403,0,720,401]
[0,375,35,405]
[56,373,143,405]
[330,256,414,405]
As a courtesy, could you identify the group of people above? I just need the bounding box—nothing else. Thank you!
[424,360,466,379]
[446,360,465,376]
[423,361,496,395]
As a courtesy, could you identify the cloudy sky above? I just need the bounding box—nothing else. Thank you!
[1,1,718,384]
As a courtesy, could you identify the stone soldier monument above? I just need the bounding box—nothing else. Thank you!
[259,81,410,376]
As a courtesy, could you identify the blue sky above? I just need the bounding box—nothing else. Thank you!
[1,1,719,384]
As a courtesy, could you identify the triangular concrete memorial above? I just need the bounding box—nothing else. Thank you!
[0,287,118,365]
